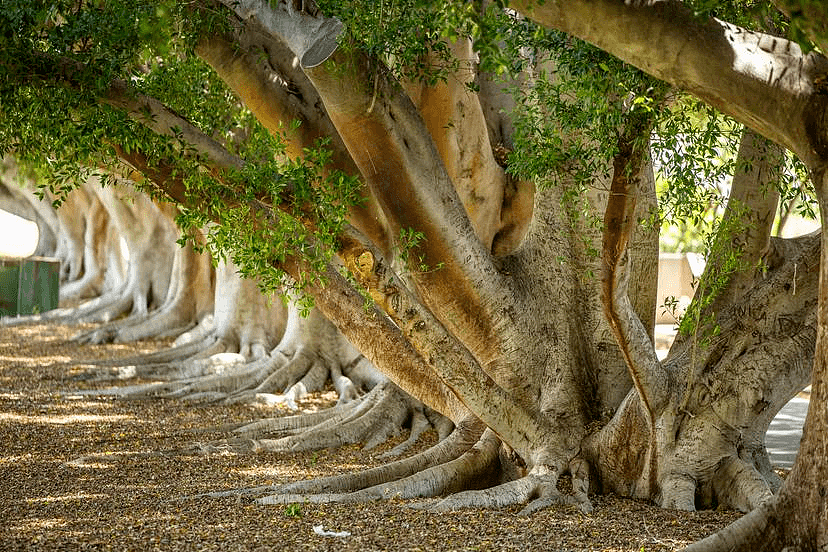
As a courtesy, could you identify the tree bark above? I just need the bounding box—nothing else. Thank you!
[685,168,828,552]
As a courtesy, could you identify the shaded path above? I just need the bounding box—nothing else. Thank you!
[0,322,741,551]
[767,395,809,468]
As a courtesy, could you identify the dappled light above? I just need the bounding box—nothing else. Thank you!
[0,412,133,425]
[0,321,744,550]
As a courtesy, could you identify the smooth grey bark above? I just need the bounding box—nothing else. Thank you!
[684,170,828,552]
[59,191,109,302]
[77,232,215,344]
[587,125,814,509]
[4,177,177,327]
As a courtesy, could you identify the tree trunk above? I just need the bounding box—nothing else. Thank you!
[685,169,828,552]
[587,126,815,511]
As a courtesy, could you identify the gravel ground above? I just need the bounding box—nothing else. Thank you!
[0,321,743,551]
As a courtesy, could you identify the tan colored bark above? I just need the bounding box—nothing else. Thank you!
[600,115,670,499]
[108,232,215,343]
[54,186,93,284]
[403,39,511,252]
[194,29,392,255]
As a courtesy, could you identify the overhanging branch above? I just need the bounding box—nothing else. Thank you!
[510,0,828,167]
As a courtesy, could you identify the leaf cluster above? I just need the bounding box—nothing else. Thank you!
[1,1,364,298]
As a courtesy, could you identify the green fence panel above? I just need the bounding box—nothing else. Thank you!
[0,259,20,317]
[0,257,60,317]
[17,257,60,315]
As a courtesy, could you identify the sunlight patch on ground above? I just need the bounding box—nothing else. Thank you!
[9,518,69,532]
[26,493,109,504]
[0,455,37,465]
[0,412,132,424]
[63,456,119,469]
[45,399,118,411]
[232,466,308,479]
[0,355,72,366]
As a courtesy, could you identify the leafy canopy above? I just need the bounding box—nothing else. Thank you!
[0,0,815,300]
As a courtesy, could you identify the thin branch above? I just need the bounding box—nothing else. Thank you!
[601,115,670,442]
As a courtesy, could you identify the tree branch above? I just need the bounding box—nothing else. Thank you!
[601,116,670,423]
[107,92,549,458]
[319,229,559,462]
[194,27,393,253]
[100,79,244,172]
[226,0,515,360]
[403,38,519,253]
[672,127,782,354]
[510,0,828,168]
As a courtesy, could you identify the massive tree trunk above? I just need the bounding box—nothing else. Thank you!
[586,127,815,512]
[182,0,823,517]
[100,232,215,343]
[507,0,828,546]
[35,0,806,515]
[684,169,828,552]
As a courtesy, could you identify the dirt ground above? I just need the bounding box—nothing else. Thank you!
[0,321,744,551]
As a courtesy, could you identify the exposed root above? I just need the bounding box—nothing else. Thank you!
[72,307,197,345]
[145,357,277,400]
[65,291,135,325]
[659,473,697,511]
[191,417,485,501]
[0,291,122,326]
[148,324,383,408]
[59,269,104,303]
[271,417,484,496]
[380,403,429,458]
[210,381,423,453]
[411,453,592,515]
[658,457,774,513]
[232,400,357,437]
[255,425,498,505]
[248,356,330,410]
[72,313,152,344]
[111,347,361,405]
[683,497,774,552]
[172,314,216,346]
[240,427,591,515]
[711,456,774,513]
[84,335,218,367]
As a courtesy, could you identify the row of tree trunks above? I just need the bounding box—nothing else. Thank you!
[0,167,446,459]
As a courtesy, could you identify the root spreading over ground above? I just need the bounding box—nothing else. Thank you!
[0,322,743,551]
